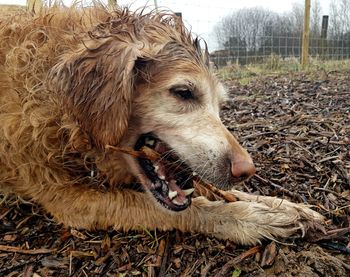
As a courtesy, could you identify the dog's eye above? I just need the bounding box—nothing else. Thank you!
[171,88,194,101]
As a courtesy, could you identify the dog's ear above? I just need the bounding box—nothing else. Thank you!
[50,39,141,147]
[193,37,210,69]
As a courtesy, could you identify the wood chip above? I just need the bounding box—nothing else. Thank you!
[260,241,278,267]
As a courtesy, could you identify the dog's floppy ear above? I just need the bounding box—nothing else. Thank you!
[50,39,141,147]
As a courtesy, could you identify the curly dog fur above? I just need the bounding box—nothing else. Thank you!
[0,4,324,245]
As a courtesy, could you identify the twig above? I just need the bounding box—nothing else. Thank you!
[0,245,55,255]
[326,227,350,235]
[194,178,237,202]
[0,260,33,274]
[155,238,166,267]
[253,174,304,202]
[214,246,261,277]
[200,261,214,277]
[320,242,350,255]
[230,246,261,264]
[241,131,279,140]
[158,233,171,276]
[313,187,349,200]
[310,227,350,242]
[95,243,120,266]
[106,145,158,160]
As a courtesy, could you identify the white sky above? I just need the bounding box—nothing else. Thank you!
[0,0,332,50]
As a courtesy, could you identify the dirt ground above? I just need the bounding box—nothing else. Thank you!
[0,70,349,276]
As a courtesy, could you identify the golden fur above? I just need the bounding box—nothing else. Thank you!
[0,4,324,245]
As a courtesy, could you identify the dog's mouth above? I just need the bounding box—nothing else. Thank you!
[134,133,195,212]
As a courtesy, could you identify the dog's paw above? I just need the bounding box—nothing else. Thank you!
[225,190,326,242]
[230,189,325,221]
[192,191,326,245]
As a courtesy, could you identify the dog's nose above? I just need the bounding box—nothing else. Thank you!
[231,158,256,179]
[221,125,256,180]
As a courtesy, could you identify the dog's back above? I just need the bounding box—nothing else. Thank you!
[0,7,103,194]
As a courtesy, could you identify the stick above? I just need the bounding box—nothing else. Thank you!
[215,246,261,277]
[0,245,55,255]
[154,238,166,267]
[193,178,237,202]
[107,145,237,202]
[140,146,161,161]
[253,174,304,202]
[158,234,171,276]
[105,145,159,160]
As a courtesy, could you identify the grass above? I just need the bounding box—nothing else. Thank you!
[0,5,25,12]
[141,227,160,248]
[217,56,350,84]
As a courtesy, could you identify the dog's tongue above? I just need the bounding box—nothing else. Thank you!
[154,140,168,154]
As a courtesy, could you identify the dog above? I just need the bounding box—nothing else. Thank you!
[0,4,324,245]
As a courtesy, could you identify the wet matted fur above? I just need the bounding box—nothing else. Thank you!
[0,4,324,245]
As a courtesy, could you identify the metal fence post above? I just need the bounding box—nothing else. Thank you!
[320,15,329,59]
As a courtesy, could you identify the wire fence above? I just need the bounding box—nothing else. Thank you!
[210,34,350,67]
[4,1,350,67]
[211,20,350,67]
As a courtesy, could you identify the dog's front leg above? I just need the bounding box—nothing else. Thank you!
[37,187,269,245]
[34,185,213,233]
[37,185,323,245]
[37,186,189,231]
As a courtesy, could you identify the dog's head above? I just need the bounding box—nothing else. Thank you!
[51,8,255,211]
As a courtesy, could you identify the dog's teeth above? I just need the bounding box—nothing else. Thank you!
[172,198,188,206]
[168,190,178,199]
[145,138,155,146]
[159,175,165,180]
[162,183,168,194]
[172,199,182,205]
[192,172,198,176]
[154,165,159,172]
[183,188,195,196]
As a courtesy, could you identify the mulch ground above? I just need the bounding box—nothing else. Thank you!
[0,70,349,276]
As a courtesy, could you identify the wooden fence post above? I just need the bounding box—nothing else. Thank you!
[108,0,117,8]
[301,0,311,68]
[27,0,42,13]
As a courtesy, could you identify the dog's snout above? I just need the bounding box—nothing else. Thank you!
[223,128,256,180]
[231,159,256,179]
